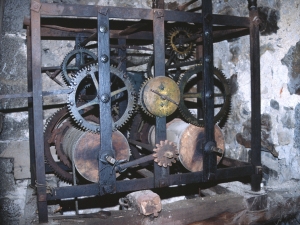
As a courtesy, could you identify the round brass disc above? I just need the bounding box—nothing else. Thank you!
[142,77,180,117]
[179,124,225,172]
[74,130,130,183]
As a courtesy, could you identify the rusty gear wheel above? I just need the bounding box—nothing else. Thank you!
[153,140,179,167]
[138,78,154,117]
[61,48,97,86]
[177,65,231,127]
[44,107,74,183]
[44,107,100,183]
[167,27,195,61]
[67,64,136,132]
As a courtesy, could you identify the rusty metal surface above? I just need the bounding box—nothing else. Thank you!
[249,1,262,192]
[179,124,225,172]
[74,131,130,183]
[22,1,262,221]
[30,0,48,222]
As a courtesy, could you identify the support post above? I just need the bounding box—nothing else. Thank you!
[98,8,116,195]
[153,1,169,188]
[249,0,262,191]
[30,0,48,222]
[202,0,217,182]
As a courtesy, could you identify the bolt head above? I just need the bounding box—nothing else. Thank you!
[99,26,107,33]
[100,54,109,63]
[101,93,110,103]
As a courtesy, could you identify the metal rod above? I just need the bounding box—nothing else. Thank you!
[202,0,217,182]
[30,0,48,222]
[249,0,262,192]
[153,3,169,188]
[98,8,116,195]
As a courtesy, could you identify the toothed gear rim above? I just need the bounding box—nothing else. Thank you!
[167,27,195,61]
[153,140,179,167]
[68,64,136,132]
[44,106,73,183]
[177,65,231,127]
[61,48,97,86]
[138,78,154,117]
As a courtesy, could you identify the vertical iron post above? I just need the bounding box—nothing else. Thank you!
[202,0,217,182]
[30,0,48,222]
[27,26,36,187]
[153,1,169,188]
[97,8,116,195]
[249,0,262,191]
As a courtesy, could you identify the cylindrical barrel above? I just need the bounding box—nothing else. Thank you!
[62,127,130,183]
[149,118,225,172]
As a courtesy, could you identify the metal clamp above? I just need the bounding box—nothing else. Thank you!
[154,9,164,18]
[31,1,41,13]
[98,7,109,16]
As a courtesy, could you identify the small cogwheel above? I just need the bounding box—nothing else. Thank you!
[167,27,195,61]
[61,48,97,86]
[153,140,179,167]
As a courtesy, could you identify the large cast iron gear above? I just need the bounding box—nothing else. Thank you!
[44,107,74,183]
[153,140,179,167]
[68,64,136,132]
[166,27,195,61]
[177,65,231,127]
[61,48,97,86]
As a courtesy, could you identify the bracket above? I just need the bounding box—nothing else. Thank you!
[31,1,41,13]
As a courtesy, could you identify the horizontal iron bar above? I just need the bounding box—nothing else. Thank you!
[47,165,253,200]
[0,89,72,100]
[40,4,249,27]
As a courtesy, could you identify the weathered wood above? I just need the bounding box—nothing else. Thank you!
[56,193,245,225]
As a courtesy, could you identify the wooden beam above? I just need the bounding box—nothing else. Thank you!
[53,193,245,225]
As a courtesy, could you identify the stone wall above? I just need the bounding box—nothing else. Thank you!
[1,0,300,224]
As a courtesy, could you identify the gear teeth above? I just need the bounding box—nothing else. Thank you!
[177,65,231,127]
[61,48,97,86]
[67,64,136,133]
[138,78,155,117]
[153,140,179,168]
[44,106,74,183]
[167,26,195,61]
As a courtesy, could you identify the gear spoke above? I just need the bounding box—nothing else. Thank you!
[77,98,98,110]
[89,71,99,92]
[183,92,202,99]
[66,66,79,70]
[111,86,127,97]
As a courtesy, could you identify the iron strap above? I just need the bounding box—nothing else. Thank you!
[98,9,116,195]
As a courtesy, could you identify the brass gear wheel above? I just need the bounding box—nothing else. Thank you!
[177,65,231,127]
[61,48,97,86]
[153,140,179,167]
[67,64,136,132]
[167,27,195,61]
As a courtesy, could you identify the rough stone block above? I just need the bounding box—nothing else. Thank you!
[126,190,162,217]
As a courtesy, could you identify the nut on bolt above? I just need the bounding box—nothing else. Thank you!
[100,54,109,63]
[99,25,108,33]
[106,155,116,165]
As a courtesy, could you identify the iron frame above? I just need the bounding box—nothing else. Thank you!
[0,0,261,222]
